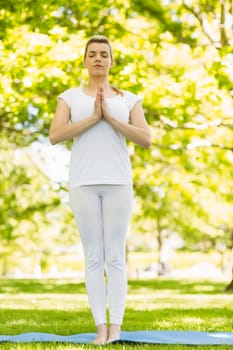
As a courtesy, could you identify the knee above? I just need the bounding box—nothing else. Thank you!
[85,251,104,272]
[106,254,125,271]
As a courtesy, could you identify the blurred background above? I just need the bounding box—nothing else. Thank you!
[0,0,233,290]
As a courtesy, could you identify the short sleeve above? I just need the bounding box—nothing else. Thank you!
[123,90,143,111]
[58,88,73,108]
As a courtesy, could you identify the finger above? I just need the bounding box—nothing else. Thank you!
[96,90,102,105]
[99,90,104,104]
[98,85,104,99]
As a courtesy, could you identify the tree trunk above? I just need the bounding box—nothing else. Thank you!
[225,234,233,291]
[225,278,233,291]
[220,0,228,45]
[156,217,167,276]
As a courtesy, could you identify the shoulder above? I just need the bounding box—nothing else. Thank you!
[58,87,82,106]
[121,89,143,110]
[59,87,81,98]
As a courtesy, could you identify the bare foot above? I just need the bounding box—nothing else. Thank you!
[107,324,121,343]
[92,323,108,345]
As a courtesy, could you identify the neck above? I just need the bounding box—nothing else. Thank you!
[86,77,111,91]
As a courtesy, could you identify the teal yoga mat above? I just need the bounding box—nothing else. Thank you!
[0,330,233,345]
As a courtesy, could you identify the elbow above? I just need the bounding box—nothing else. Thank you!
[142,135,152,149]
[141,128,152,149]
[50,139,57,146]
[143,141,151,149]
[49,131,58,145]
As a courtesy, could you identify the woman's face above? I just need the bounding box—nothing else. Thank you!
[84,42,113,77]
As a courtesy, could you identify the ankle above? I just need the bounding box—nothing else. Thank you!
[97,323,107,330]
[108,323,121,341]
[110,323,121,331]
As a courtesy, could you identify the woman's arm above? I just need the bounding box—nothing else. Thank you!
[102,99,151,149]
[49,96,102,145]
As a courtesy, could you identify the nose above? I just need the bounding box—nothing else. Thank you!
[95,54,102,61]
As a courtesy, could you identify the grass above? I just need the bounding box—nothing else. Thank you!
[0,277,232,349]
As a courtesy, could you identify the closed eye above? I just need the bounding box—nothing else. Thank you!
[87,51,109,58]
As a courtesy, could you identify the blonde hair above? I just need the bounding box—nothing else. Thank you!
[84,35,123,97]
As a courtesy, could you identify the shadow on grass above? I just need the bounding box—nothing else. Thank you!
[0,279,86,294]
[0,278,229,295]
[128,279,229,294]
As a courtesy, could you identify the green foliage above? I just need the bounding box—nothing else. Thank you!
[0,140,77,275]
[0,0,233,278]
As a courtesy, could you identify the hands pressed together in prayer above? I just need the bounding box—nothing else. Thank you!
[93,85,112,122]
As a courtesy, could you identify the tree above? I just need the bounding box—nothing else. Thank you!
[0,0,233,284]
[129,0,233,286]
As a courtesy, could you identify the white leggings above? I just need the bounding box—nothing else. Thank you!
[69,184,134,326]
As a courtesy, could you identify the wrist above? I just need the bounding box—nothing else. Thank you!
[91,113,100,122]
[105,114,115,123]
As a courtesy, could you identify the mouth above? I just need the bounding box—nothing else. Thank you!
[94,65,103,68]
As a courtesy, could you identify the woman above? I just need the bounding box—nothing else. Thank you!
[49,35,151,344]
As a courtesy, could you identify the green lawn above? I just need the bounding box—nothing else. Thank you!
[0,277,232,349]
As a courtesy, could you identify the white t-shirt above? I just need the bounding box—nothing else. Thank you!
[58,87,142,189]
